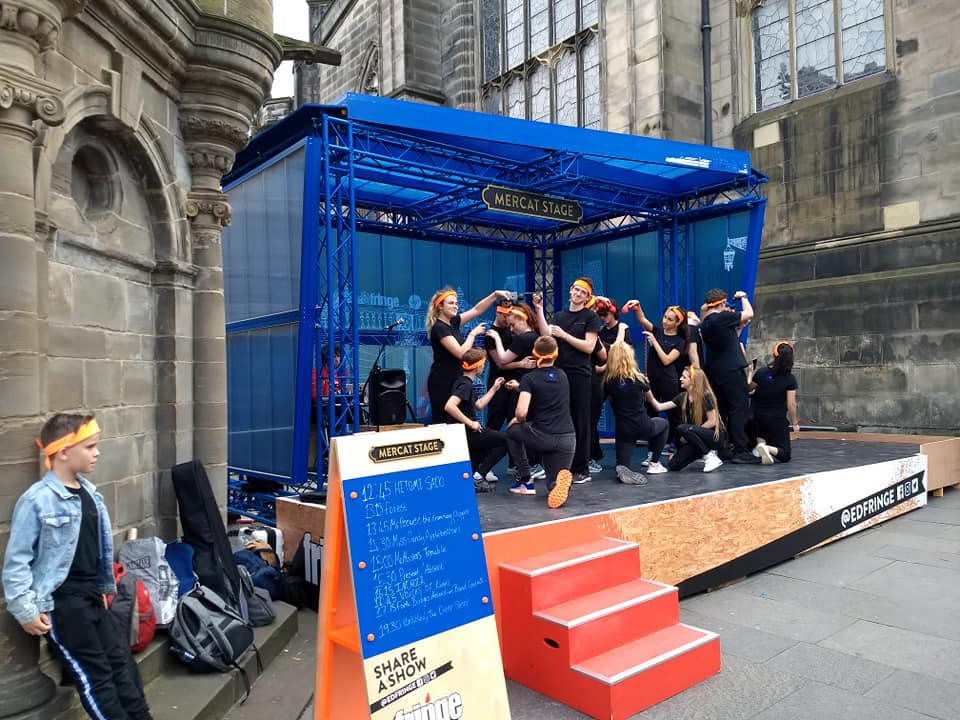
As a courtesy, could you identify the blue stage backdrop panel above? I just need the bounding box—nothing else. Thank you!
[223,145,305,324]
[224,144,306,479]
[227,323,298,476]
[687,211,753,310]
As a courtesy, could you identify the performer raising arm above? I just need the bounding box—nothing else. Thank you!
[533,278,604,485]
[426,286,511,424]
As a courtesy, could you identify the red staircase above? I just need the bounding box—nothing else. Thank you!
[499,537,720,719]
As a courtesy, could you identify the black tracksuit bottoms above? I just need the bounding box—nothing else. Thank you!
[47,594,152,720]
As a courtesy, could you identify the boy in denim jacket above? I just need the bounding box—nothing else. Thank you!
[2,413,152,719]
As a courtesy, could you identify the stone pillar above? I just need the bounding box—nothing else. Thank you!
[179,13,280,506]
[185,190,231,501]
[0,2,74,716]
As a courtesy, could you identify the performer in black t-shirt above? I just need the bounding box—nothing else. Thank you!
[589,297,632,472]
[533,278,603,484]
[426,286,510,424]
[505,336,575,509]
[602,342,669,484]
[624,300,688,446]
[751,340,800,464]
[698,288,754,462]
[445,348,510,492]
[482,301,515,439]
[648,366,726,472]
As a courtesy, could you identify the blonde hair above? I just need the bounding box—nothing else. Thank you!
[426,287,456,330]
[603,342,647,385]
[680,367,723,441]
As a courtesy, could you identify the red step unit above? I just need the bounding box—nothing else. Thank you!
[499,538,721,720]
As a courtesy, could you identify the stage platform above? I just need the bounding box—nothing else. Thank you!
[477,437,922,532]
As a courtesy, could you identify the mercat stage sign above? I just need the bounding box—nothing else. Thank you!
[482,185,583,223]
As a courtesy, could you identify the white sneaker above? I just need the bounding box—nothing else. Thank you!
[703,452,722,473]
[529,465,546,481]
[485,470,499,482]
[646,461,668,474]
[588,459,603,474]
[756,443,774,465]
[751,446,760,458]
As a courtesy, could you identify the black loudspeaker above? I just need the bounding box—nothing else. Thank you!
[369,368,407,425]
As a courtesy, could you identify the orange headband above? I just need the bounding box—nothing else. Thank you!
[36,418,101,470]
[434,290,456,309]
[495,305,512,315]
[572,279,593,295]
[509,307,528,320]
[705,297,727,308]
[462,357,485,371]
[668,305,684,323]
[532,347,559,367]
[773,340,794,357]
[687,366,696,381]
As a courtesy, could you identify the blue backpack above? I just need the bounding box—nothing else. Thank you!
[233,549,283,600]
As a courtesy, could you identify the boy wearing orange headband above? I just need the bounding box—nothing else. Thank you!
[505,336,575,508]
[698,288,755,464]
[445,348,510,492]
[3,413,153,719]
[533,277,603,485]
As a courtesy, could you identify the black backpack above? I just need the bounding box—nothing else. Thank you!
[169,584,260,699]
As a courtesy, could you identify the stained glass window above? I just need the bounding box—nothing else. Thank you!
[480,1,601,128]
[753,0,885,112]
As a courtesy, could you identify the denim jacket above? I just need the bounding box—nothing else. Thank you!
[2,472,116,625]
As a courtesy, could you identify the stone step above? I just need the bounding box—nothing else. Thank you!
[54,601,298,720]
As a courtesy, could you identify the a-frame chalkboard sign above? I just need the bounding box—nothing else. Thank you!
[315,425,511,719]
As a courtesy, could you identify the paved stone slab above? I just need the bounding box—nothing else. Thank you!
[679,609,799,663]
[680,586,857,643]
[505,680,589,719]
[634,654,810,720]
[937,524,960,541]
[926,490,960,509]
[820,620,960,684]
[737,571,960,642]
[865,669,960,720]
[870,542,960,572]
[852,527,960,554]
[763,641,895,694]
[749,681,934,720]
[886,518,958,537]
[848,560,960,612]
[767,540,894,586]
[901,506,960,525]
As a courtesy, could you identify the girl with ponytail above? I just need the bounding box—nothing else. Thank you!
[648,366,726,472]
[750,340,799,464]
[602,342,670,483]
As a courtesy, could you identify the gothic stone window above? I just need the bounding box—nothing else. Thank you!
[753,0,885,112]
[481,0,600,128]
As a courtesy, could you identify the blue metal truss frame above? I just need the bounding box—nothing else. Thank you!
[223,96,768,518]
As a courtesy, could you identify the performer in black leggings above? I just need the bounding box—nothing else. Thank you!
[426,286,510,424]
[648,366,726,472]
[751,340,799,464]
[698,288,754,463]
[624,300,687,446]
[603,342,669,484]
[589,297,632,472]
[533,278,603,485]
[445,348,510,492]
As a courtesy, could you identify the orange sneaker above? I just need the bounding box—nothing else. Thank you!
[547,469,572,509]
